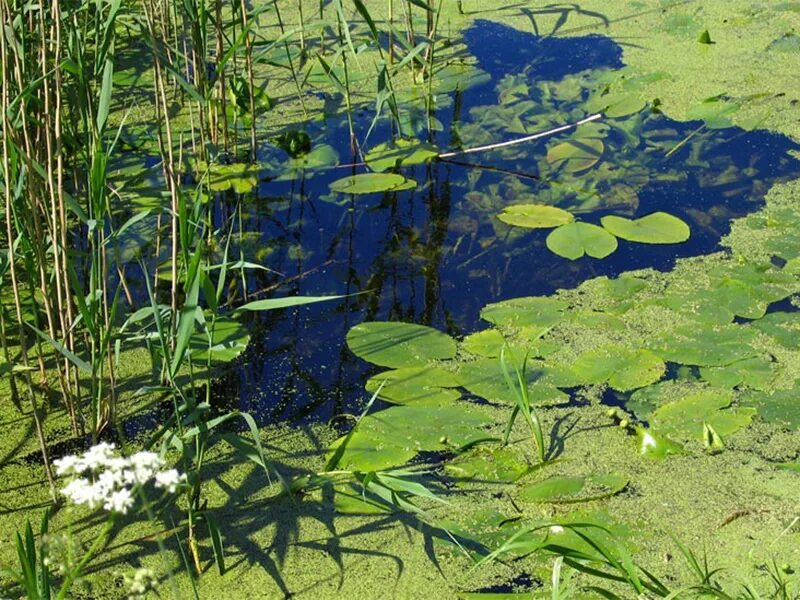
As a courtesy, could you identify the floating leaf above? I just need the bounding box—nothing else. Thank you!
[457,358,568,406]
[365,366,461,405]
[648,323,759,366]
[546,222,618,260]
[189,317,250,363]
[445,446,529,483]
[740,388,800,429]
[327,402,493,471]
[706,264,796,319]
[347,321,457,368]
[519,474,628,503]
[570,345,666,391]
[768,33,800,52]
[205,163,259,194]
[601,212,690,244]
[496,204,574,229]
[365,138,439,172]
[751,312,800,348]
[432,63,491,94]
[636,427,683,459]
[330,173,416,194]
[700,355,778,390]
[462,329,506,358]
[546,138,604,173]
[686,95,740,129]
[651,389,755,440]
[480,297,567,329]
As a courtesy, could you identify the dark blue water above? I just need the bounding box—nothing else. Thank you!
[178,22,800,424]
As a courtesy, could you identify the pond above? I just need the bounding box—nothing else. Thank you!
[3,3,800,598]
[195,21,800,423]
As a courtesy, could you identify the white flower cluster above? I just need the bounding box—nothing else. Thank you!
[54,442,186,514]
[125,567,158,599]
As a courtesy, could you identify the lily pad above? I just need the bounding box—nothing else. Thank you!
[205,163,259,194]
[700,355,778,390]
[600,212,690,244]
[462,329,507,358]
[648,323,759,366]
[546,138,604,173]
[496,204,574,229]
[740,387,800,429]
[457,358,568,406]
[365,139,439,172]
[651,390,755,440]
[445,446,529,483]
[189,317,250,363]
[546,222,618,260]
[519,474,628,504]
[347,321,457,368]
[365,366,461,405]
[570,345,666,391]
[768,33,800,53]
[327,402,493,471]
[480,297,567,330]
[330,173,416,194]
[751,312,800,349]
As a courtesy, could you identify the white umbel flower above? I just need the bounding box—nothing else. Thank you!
[56,444,184,514]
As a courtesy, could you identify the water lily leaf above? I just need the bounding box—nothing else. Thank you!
[648,323,759,366]
[445,446,529,483]
[327,402,493,471]
[686,95,740,129]
[751,312,800,349]
[496,204,574,229]
[283,144,339,172]
[334,484,393,514]
[702,422,725,453]
[519,474,628,503]
[768,33,800,53]
[651,389,755,440]
[462,329,506,358]
[600,212,690,244]
[365,139,439,172]
[570,345,666,391]
[706,264,797,319]
[330,173,416,194]
[189,317,250,363]
[480,297,567,329]
[700,355,778,390]
[457,358,568,406]
[546,138,604,173]
[740,388,800,429]
[546,222,618,260]
[636,427,684,459]
[365,366,461,405]
[432,63,491,94]
[206,163,259,193]
[347,321,457,368]
[777,462,800,473]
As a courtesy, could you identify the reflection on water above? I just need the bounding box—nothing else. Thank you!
[184,23,800,424]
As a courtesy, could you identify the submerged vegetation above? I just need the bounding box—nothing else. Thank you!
[0,0,799,598]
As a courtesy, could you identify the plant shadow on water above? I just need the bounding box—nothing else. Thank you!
[193,21,800,425]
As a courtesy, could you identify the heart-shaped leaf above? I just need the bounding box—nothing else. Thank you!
[600,212,690,244]
[546,222,618,260]
[347,321,457,368]
[365,139,439,172]
[496,204,574,229]
[330,173,416,194]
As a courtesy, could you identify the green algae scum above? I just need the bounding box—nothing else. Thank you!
[1,0,800,598]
